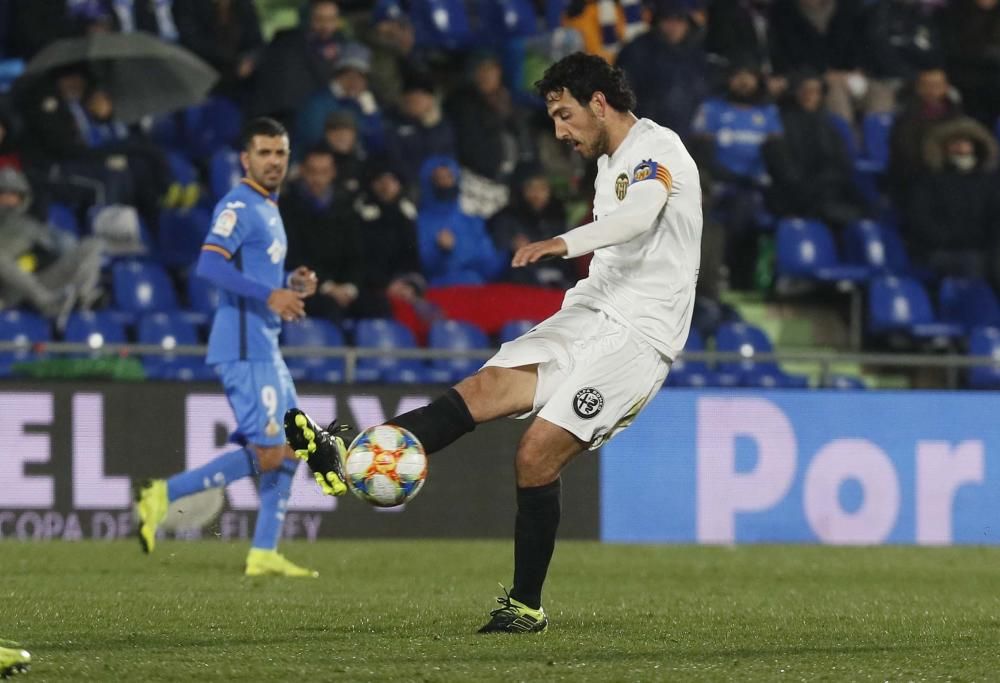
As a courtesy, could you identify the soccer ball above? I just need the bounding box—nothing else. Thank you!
[344,425,427,507]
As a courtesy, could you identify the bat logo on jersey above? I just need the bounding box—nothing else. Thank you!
[573,387,604,419]
[633,162,653,182]
[614,173,629,201]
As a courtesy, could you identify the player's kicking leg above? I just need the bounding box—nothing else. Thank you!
[0,641,30,679]
[283,409,349,497]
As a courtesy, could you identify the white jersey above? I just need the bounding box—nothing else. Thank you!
[561,117,702,360]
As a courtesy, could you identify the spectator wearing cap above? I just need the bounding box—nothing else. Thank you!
[352,157,424,317]
[173,0,264,102]
[364,4,426,108]
[282,145,364,324]
[445,53,532,183]
[385,72,456,189]
[616,0,710,140]
[250,0,347,124]
[416,155,505,286]
[488,165,575,289]
[321,111,365,197]
[296,41,385,156]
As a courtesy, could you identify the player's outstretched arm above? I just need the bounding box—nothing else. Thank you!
[512,238,568,267]
[557,178,668,258]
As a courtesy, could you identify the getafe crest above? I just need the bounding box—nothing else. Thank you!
[615,172,629,201]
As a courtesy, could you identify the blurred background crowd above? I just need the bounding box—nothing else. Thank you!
[1,0,1000,387]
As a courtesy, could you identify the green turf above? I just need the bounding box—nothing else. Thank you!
[3,541,1000,681]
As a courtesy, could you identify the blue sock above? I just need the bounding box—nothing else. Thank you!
[251,460,297,551]
[166,448,257,503]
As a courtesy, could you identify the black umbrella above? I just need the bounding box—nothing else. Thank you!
[23,31,219,123]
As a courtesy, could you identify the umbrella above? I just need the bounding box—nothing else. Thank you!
[23,31,219,124]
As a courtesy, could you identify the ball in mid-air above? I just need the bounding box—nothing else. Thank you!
[344,425,427,507]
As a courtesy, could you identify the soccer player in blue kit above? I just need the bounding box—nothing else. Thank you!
[134,117,345,577]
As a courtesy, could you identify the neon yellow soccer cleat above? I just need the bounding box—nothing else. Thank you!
[283,409,349,497]
[245,548,319,578]
[477,586,549,634]
[134,479,168,554]
[0,642,31,679]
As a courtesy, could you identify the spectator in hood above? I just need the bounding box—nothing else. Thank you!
[904,116,1000,281]
[616,0,710,140]
[0,167,104,321]
[416,156,505,286]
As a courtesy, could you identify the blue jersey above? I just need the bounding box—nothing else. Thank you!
[692,98,782,180]
[203,179,288,365]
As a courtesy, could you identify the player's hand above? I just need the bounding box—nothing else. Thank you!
[512,237,568,267]
[268,288,306,321]
[289,266,318,296]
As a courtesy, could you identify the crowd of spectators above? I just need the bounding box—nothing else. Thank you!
[0,0,999,345]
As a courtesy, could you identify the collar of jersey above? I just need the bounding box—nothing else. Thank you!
[241,178,279,204]
[608,117,644,164]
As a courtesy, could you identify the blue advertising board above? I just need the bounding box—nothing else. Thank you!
[601,390,1000,545]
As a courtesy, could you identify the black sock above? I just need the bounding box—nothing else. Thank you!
[388,388,476,455]
[511,478,562,610]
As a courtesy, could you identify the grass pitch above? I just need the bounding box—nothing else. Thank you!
[2,541,1000,681]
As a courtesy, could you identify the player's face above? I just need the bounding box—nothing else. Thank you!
[546,88,609,160]
[242,134,290,192]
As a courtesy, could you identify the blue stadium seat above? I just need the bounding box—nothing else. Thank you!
[183,97,243,160]
[666,327,715,387]
[209,148,242,200]
[868,275,963,344]
[64,311,127,357]
[112,260,179,314]
[354,318,427,383]
[715,322,809,388]
[775,218,870,284]
[824,375,867,390]
[428,319,490,383]
[968,326,1000,389]
[938,277,1000,333]
[157,206,210,269]
[861,112,894,171]
[498,319,536,343]
[47,203,80,237]
[827,113,859,160]
[282,318,347,383]
[138,312,213,380]
[842,219,910,275]
[0,58,24,93]
[0,310,50,376]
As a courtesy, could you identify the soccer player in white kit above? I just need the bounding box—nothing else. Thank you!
[285,52,702,633]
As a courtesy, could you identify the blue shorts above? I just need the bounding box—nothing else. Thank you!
[216,357,298,447]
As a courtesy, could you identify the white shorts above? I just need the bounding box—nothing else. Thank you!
[482,304,670,449]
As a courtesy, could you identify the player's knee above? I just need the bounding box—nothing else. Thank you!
[254,445,287,471]
[515,443,561,488]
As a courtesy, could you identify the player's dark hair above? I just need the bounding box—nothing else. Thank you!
[240,117,287,151]
[534,52,636,112]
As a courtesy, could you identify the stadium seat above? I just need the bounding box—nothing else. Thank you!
[428,319,490,383]
[354,318,428,383]
[282,318,347,383]
[715,322,809,388]
[775,218,870,284]
[827,113,859,160]
[968,326,1000,389]
[157,206,210,269]
[209,148,243,200]
[0,310,50,376]
[47,203,80,237]
[183,97,243,160]
[498,319,537,344]
[0,58,24,93]
[138,312,213,380]
[112,260,179,314]
[861,112,894,171]
[666,327,714,387]
[842,219,910,275]
[64,311,127,357]
[938,277,1000,333]
[867,275,963,344]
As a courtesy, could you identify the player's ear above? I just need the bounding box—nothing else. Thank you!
[239,150,250,175]
[589,91,608,119]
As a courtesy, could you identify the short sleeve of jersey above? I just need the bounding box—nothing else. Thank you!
[628,136,675,194]
[202,203,251,260]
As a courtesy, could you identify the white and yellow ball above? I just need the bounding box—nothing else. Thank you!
[344,425,427,507]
